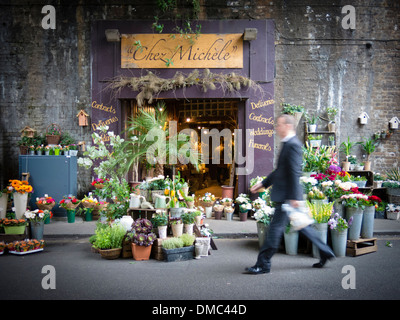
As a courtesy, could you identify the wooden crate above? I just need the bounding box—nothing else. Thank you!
[151,237,171,261]
[346,237,377,257]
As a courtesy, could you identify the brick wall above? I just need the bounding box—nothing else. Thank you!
[0,0,399,192]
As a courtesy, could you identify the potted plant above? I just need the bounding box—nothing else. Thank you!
[151,210,169,238]
[212,203,224,220]
[373,172,385,188]
[306,114,319,133]
[328,213,349,257]
[308,135,323,148]
[93,222,126,259]
[1,218,27,235]
[281,103,304,127]
[181,210,195,234]
[161,234,195,262]
[326,107,338,132]
[131,218,157,260]
[351,175,367,188]
[340,193,369,240]
[59,195,81,223]
[45,123,62,145]
[169,217,183,237]
[193,209,203,225]
[200,192,215,218]
[24,209,50,240]
[252,204,274,248]
[307,201,333,258]
[81,194,98,221]
[35,194,56,211]
[383,168,400,200]
[386,204,400,220]
[18,136,31,155]
[357,137,378,171]
[8,179,33,219]
[340,137,356,171]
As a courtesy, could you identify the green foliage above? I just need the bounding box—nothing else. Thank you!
[385,167,400,182]
[180,233,195,246]
[281,103,304,115]
[340,137,355,157]
[181,211,195,224]
[151,212,169,228]
[162,237,184,249]
[93,223,126,250]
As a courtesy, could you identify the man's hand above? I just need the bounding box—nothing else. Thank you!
[290,200,300,208]
[250,182,264,194]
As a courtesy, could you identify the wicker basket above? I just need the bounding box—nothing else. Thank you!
[45,124,61,145]
[36,202,55,211]
[99,248,121,260]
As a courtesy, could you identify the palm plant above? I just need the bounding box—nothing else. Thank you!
[340,137,355,161]
[121,101,200,180]
[357,137,379,162]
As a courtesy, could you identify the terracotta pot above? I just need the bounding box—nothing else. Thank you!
[221,185,234,199]
[131,243,152,261]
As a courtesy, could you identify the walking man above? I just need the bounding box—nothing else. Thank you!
[245,114,335,275]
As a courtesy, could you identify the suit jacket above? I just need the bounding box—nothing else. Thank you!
[261,135,303,203]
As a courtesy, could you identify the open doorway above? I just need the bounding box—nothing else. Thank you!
[121,98,239,198]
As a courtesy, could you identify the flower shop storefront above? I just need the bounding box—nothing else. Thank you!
[90,19,276,195]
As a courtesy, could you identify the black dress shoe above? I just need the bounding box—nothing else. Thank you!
[244,266,270,275]
[312,255,334,268]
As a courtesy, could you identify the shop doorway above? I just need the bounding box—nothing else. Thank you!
[121,98,239,197]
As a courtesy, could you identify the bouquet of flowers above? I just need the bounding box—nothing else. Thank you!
[24,209,50,223]
[0,241,5,254]
[221,197,233,206]
[328,213,351,232]
[252,197,267,210]
[200,192,215,207]
[239,202,252,213]
[91,178,108,189]
[213,203,224,213]
[81,195,98,209]
[340,193,369,209]
[8,179,33,194]
[94,201,108,212]
[253,205,274,225]
[59,195,81,210]
[36,194,56,210]
[235,193,251,205]
[307,186,327,201]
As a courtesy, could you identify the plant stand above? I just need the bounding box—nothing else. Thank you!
[346,237,377,257]
[162,246,194,262]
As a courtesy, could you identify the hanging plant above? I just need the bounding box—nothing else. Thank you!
[106,69,263,107]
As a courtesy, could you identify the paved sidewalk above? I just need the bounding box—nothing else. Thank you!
[43,215,400,238]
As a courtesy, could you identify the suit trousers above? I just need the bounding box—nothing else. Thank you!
[256,203,334,269]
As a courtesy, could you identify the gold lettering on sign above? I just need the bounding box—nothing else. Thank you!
[248,139,272,152]
[121,34,243,69]
[249,113,274,125]
[91,101,116,114]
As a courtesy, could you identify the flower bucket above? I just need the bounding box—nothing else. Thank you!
[67,210,75,223]
[30,221,44,240]
[0,193,8,219]
[4,225,26,235]
[204,206,212,218]
[239,210,248,221]
[284,230,299,255]
[333,199,344,218]
[131,243,152,261]
[361,206,375,238]
[225,211,233,221]
[13,192,28,219]
[346,207,363,240]
[311,223,328,259]
[214,210,223,220]
[331,229,347,257]
[85,208,93,221]
[257,222,270,248]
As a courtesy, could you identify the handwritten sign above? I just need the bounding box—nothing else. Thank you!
[91,101,119,141]
[121,34,243,69]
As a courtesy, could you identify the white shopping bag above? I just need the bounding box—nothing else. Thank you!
[282,201,314,231]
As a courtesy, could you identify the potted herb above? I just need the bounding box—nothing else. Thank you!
[281,103,304,127]
[351,175,367,188]
[326,107,338,132]
[93,222,126,259]
[357,137,378,171]
[308,135,323,148]
[340,137,356,171]
[181,210,195,234]
[169,217,183,237]
[305,113,319,133]
[161,234,195,262]
[151,210,169,238]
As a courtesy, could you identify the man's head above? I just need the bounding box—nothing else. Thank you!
[275,114,296,139]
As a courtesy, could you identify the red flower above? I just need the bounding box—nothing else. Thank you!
[60,199,65,204]
[369,195,382,203]
[72,199,77,203]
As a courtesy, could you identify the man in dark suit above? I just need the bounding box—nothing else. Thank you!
[245,114,335,275]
